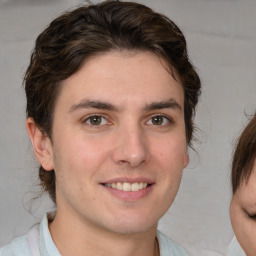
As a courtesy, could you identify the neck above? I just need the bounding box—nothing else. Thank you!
[49,209,159,256]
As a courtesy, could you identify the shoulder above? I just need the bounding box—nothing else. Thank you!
[227,236,246,256]
[157,231,189,256]
[0,235,31,256]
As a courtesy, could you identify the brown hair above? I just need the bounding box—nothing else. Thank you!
[231,114,256,193]
[24,0,201,203]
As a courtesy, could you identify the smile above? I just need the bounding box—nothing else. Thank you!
[104,182,148,192]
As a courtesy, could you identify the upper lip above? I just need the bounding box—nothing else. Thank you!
[100,177,155,184]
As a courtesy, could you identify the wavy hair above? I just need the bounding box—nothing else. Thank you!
[24,0,201,202]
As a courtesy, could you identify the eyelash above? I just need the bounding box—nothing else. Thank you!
[83,115,109,126]
[146,114,173,126]
[82,114,173,127]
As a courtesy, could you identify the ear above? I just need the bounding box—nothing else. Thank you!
[26,117,54,171]
[183,150,189,168]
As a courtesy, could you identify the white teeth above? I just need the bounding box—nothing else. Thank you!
[116,182,123,190]
[123,182,131,191]
[104,182,148,191]
[131,183,139,191]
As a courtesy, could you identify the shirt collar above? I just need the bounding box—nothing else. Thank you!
[39,209,61,256]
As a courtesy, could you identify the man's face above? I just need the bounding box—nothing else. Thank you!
[47,51,188,235]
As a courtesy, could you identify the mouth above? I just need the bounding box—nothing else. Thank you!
[100,179,154,201]
[103,182,150,192]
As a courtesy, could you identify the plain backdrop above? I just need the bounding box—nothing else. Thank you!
[0,0,255,255]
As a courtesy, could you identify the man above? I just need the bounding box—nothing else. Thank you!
[0,1,201,255]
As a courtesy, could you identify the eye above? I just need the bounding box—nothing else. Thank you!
[248,213,256,219]
[84,115,108,126]
[147,115,170,126]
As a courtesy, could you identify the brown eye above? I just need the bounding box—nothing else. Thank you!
[151,116,164,125]
[86,116,106,125]
[146,115,171,126]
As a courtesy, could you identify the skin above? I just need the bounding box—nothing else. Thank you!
[27,51,189,256]
[230,162,256,256]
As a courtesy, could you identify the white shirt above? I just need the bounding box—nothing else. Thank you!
[0,211,189,256]
[226,236,246,256]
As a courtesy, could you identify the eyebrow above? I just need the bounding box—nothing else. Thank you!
[69,98,182,113]
[69,99,119,113]
[144,99,182,112]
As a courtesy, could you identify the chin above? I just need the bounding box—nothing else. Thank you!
[103,214,158,235]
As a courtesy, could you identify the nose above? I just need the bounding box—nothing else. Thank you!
[111,125,149,168]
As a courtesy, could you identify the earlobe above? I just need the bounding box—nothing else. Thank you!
[26,117,54,171]
[184,151,189,168]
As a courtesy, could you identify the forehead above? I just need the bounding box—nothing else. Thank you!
[57,51,184,110]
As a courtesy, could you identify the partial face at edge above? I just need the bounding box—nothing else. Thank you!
[230,161,256,255]
[44,51,189,235]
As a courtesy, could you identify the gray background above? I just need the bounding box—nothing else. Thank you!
[0,0,255,255]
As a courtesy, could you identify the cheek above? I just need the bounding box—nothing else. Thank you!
[156,139,187,166]
[52,139,100,196]
[240,182,256,215]
[55,136,111,177]
[154,141,185,209]
[76,136,112,161]
[154,143,186,191]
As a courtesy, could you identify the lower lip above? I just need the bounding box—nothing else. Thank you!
[101,184,154,201]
